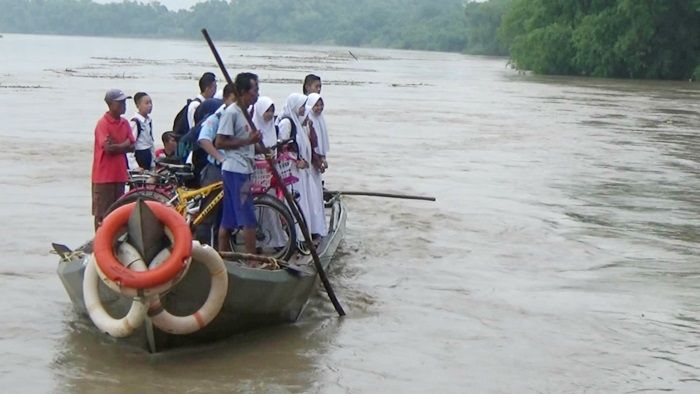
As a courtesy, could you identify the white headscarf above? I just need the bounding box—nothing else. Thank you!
[278,93,311,162]
[252,96,276,148]
[305,93,329,156]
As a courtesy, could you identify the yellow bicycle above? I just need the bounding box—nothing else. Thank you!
[109,159,299,261]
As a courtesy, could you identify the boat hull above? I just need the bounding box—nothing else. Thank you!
[56,196,346,352]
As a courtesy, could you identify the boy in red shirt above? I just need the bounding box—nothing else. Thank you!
[92,89,135,230]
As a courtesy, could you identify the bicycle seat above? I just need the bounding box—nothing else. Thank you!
[157,161,193,172]
[175,171,195,180]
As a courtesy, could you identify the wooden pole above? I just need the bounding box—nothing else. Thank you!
[336,191,436,201]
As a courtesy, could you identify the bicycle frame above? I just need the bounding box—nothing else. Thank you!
[171,181,223,226]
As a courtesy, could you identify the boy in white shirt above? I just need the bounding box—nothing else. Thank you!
[187,72,217,130]
[129,92,155,170]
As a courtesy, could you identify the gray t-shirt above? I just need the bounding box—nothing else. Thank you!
[216,104,254,174]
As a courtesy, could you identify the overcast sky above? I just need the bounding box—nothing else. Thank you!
[93,0,206,10]
[95,0,485,10]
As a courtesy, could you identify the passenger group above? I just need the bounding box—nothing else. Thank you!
[91,72,331,257]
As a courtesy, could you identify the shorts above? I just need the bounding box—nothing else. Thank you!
[220,170,256,230]
[92,182,125,221]
[134,149,153,170]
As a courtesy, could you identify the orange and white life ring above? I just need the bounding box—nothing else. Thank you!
[148,242,228,335]
[96,243,188,298]
[83,252,148,338]
[93,201,192,297]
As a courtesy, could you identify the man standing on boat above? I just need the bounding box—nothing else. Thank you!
[91,89,135,230]
[215,73,262,256]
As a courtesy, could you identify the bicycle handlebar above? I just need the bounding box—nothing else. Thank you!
[262,138,294,155]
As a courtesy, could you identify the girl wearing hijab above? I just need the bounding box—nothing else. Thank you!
[251,96,278,149]
[252,97,288,250]
[305,93,329,171]
[277,93,326,241]
[305,93,328,237]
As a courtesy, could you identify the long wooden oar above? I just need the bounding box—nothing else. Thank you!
[335,191,436,201]
[201,29,346,316]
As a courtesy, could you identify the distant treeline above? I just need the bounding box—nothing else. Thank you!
[0,0,471,51]
[0,0,698,80]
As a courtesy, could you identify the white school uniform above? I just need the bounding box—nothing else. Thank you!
[277,94,315,238]
[305,93,329,156]
[252,97,287,248]
[127,112,155,169]
[252,96,278,149]
[303,94,328,236]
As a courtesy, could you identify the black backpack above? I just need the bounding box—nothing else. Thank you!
[277,116,297,151]
[131,117,152,140]
[172,98,201,136]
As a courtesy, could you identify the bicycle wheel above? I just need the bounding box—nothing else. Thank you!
[229,194,296,261]
[106,189,172,215]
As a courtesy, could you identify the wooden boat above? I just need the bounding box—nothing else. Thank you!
[52,193,346,353]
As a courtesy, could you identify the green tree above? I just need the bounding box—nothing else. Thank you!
[500,0,700,79]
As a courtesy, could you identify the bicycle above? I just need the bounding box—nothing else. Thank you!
[125,159,194,194]
[108,141,305,261]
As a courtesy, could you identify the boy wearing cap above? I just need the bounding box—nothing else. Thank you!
[91,89,136,230]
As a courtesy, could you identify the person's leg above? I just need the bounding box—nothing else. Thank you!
[217,170,238,252]
[217,227,232,252]
[195,163,223,245]
[114,182,125,202]
[243,227,256,255]
[92,183,121,230]
[135,149,152,170]
[92,183,100,230]
[235,173,258,255]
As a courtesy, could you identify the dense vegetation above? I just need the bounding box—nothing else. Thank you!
[0,0,698,80]
[499,0,700,80]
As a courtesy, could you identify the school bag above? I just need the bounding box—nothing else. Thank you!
[176,100,224,186]
[131,117,152,141]
[171,98,201,136]
[276,116,297,152]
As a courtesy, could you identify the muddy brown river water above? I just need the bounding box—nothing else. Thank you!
[0,33,699,393]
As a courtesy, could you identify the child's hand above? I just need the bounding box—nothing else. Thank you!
[296,159,309,169]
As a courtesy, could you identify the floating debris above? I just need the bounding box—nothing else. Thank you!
[390,82,432,88]
[0,83,47,89]
[47,68,135,79]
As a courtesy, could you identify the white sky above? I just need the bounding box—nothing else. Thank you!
[96,0,485,10]
[93,0,207,10]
